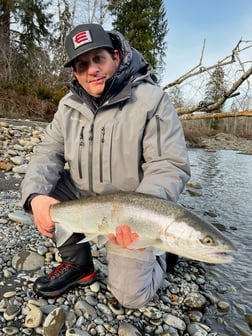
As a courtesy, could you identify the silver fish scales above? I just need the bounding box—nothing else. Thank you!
[50,192,236,264]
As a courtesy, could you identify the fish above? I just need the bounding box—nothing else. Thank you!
[50,192,236,264]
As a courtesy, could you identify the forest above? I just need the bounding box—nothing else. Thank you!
[0,0,251,132]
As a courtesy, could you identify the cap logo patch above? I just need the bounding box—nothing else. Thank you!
[72,30,92,49]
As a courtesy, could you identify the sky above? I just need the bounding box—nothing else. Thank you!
[162,0,252,86]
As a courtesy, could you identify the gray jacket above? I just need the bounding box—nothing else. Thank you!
[21,31,190,206]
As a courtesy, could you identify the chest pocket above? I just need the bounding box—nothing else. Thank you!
[93,122,114,184]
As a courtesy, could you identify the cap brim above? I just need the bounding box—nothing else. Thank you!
[64,45,114,67]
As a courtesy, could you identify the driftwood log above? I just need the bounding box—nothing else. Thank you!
[180,110,252,120]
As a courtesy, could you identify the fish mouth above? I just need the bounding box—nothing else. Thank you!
[211,252,234,264]
[179,246,236,264]
[201,248,236,264]
[197,240,237,264]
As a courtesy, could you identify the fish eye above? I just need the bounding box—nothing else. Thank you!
[201,235,214,245]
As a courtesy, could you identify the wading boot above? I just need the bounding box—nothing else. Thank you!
[33,262,96,298]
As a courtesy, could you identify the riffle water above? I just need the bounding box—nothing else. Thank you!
[180,148,252,335]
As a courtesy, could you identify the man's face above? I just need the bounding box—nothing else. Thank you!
[73,48,120,98]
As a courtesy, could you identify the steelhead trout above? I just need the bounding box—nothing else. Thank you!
[50,192,236,264]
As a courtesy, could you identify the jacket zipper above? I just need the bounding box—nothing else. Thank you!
[88,123,94,192]
[99,126,105,182]
[78,126,85,179]
[156,115,162,156]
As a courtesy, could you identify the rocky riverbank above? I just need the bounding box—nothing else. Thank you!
[0,118,251,336]
[191,132,252,154]
[0,191,230,336]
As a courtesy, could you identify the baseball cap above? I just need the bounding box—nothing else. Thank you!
[64,24,114,67]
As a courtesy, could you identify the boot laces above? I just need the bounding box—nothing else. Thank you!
[48,262,75,279]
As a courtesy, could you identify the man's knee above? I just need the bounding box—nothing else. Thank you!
[106,243,166,308]
[108,275,160,309]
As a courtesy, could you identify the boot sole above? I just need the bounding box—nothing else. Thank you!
[33,271,97,298]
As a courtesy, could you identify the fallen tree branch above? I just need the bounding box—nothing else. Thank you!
[180,110,252,120]
[176,65,252,115]
[162,40,252,118]
[162,39,251,91]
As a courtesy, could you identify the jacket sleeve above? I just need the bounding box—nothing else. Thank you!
[20,108,65,207]
[136,92,190,202]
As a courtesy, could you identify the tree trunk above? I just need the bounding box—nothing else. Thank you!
[0,3,11,82]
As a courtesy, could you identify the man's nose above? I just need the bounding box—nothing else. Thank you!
[88,61,99,74]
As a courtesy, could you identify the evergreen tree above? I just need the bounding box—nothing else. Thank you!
[108,0,168,75]
[0,0,52,83]
[204,66,226,113]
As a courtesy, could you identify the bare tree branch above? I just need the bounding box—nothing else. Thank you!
[162,39,252,117]
[70,0,77,29]
[162,39,252,92]
[176,65,252,115]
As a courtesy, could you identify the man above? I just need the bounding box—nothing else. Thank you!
[21,23,190,308]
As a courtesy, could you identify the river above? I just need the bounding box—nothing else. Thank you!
[179,148,252,335]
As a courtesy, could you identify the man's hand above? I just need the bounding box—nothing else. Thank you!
[108,224,143,250]
[31,195,60,238]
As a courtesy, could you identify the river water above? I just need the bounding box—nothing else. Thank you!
[179,148,252,335]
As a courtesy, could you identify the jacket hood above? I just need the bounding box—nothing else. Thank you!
[109,30,152,83]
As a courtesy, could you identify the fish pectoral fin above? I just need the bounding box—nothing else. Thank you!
[97,235,109,247]
[128,238,167,255]
[77,234,108,247]
[55,223,73,248]
[77,233,98,244]
[127,237,162,250]
[152,247,166,256]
